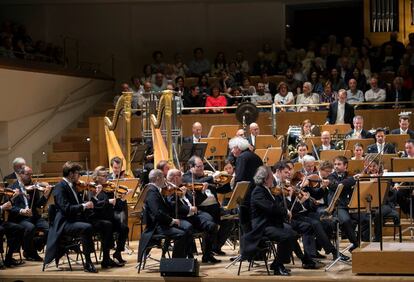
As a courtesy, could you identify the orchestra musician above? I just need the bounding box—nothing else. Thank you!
[290,142,310,164]
[313,131,335,158]
[44,161,99,273]
[325,89,355,126]
[242,165,297,276]
[107,157,129,226]
[351,143,365,160]
[327,156,369,249]
[90,166,129,265]
[345,116,374,139]
[395,139,414,215]
[367,128,396,154]
[183,122,204,143]
[3,157,26,187]
[156,160,170,177]
[247,123,260,148]
[390,113,414,139]
[166,168,220,263]
[138,169,193,262]
[182,156,233,256]
[0,192,24,268]
[9,165,50,262]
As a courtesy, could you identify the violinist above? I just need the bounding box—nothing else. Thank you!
[327,156,369,250]
[182,156,233,256]
[3,157,26,187]
[9,165,50,262]
[242,165,297,276]
[107,157,129,226]
[0,190,24,268]
[156,160,170,177]
[166,169,220,263]
[138,169,192,262]
[90,166,129,266]
[44,161,98,273]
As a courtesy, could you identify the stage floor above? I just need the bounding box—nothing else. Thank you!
[1,239,414,282]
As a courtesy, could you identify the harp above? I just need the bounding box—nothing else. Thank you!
[150,90,175,167]
[104,91,133,176]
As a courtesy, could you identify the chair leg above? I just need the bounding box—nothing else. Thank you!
[291,254,295,265]
[248,260,253,271]
[399,225,402,243]
[393,225,396,241]
[237,259,243,276]
[67,253,72,271]
[263,256,270,275]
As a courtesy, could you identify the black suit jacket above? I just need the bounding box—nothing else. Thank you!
[326,101,355,126]
[234,149,263,200]
[182,171,217,206]
[327,171,356,208]
[390,128,414,139]
[3,172,17,187]
[8,181,47,223]
[345,129,374,139]
[138,184,173,262]
[366,143,396,154]
[44,180,86,265]
[241,185,287,259]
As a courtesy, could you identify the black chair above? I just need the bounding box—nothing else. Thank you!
[42,204,85,271]
[237,239,272,276]
[137,233,171,273]
[383,215,402,242]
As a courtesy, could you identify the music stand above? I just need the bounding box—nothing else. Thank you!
[179,143,208,170]
[320,150,352,161]
[325,184,348,271]
[304,137,322,150]
[344,139,373,153]
[132,144,150,165]
[321,124,351,135]
[255,135,283,149]
[386,134,410,151]
[348,160,365,175]
[255,147,282,166]
[200,138,228,159]
[223,181,250,269]
[208,125,240,138]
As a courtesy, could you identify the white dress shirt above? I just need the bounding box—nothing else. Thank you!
[335,102,345,124]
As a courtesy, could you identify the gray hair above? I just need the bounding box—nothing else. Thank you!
[353,115,363,123]
[303,81,312,89]
[149,169,164,183]
[166,168,181,182]
[229,136,250,151]
[302,155,315,164]
[253,166,272,186]
[12,157,26,171]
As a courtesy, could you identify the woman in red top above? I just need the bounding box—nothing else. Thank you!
[205,85,227,113]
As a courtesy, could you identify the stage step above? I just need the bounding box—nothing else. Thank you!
[53,142,90,152]
[353,242,414,274]
[47,152,90,162]
[66,127,89,136]
[61,135,89,142]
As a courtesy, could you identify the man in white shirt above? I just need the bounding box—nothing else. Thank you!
[390,114,414,139]
[367,128,396,154]
[346,79,364,104]
[314,131,335,158]
[326,89,355,126]
[248,123,260,147]
[345,115,373,139]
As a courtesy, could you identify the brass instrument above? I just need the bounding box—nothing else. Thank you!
[104,91,133,176]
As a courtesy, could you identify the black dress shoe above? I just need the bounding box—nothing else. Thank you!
[270,263,291,272]
[212,249,226,256]
[4,258,24,267]
[312,251,326,259]
[84,262,98,273]
[273,264,290,276]
[202,255,221,264]
[113,252,127,264]
[24,252,43,262]
[101,258,124,268]
[0,262,6,269]
[333,252,350,261]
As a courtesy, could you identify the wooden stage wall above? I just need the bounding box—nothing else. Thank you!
[89,108,414,168]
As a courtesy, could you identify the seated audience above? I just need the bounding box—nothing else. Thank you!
[346,78,364,104]
[296,82,320,112]
[205,86,227,113]
[188,47,211,76]
[274,81,295,111]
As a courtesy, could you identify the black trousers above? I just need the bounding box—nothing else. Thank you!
[156,223,193,258]
[263,223,297,265]
[111,217,129,252]
[63,221,95,254]
[290,218,315,257]
[185,211,217,257]
[17,217,49,254]
[198,203,234,252]
[374,204,400,241]
[90,219,114,253]
[295,213,335,254]
[0,221,24,255]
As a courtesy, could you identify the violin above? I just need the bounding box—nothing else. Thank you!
[271,186,290,196]
[290,171,322,188]
[162,186,185,197]
[102,182,129,195]
[0,187,15,197]
[214,172,233,185]
[75,181,97,192]
[183,183,205,191]
[25,182,54,192]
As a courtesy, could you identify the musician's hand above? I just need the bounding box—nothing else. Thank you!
[1,201,11,211]
[321,179,330,188]
[393,183,400,191]
[109,198,116,205]
[126,188,133,195]
[202,183,209,192]
[301,179,309,188]
[84,201,94,209]
[13,189,21,197]
[353,173,361,180]
[212,171,221,179]
[190,206,197,214]
[300,192,310,203]
[248,144,254,151]
[172,218,180,226]
[287,210,292,221]
[43,186,52,197]
[26,209,33,217]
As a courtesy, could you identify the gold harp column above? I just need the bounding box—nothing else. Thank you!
[123,91,133,176]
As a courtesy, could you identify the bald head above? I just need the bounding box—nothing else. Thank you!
[321,131,331,146]
[249,123,260,136]
[192,122,202,137]
[236,129,245,137]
